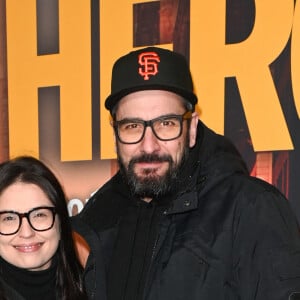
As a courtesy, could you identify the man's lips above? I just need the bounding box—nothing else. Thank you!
[135,161,169,171]
[13,242,44,253]
[136,161,164,167]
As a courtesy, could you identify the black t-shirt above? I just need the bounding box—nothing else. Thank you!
[107,199,165,300]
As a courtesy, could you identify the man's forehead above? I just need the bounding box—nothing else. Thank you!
[117,90,186,109]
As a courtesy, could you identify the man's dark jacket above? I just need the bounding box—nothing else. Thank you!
[72,121,300,300]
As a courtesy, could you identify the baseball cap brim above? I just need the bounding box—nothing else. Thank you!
[105,84,197,111]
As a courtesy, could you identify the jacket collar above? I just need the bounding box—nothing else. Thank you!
[164,120,249,215]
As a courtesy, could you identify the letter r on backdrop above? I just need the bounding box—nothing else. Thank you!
[190,0,294,151]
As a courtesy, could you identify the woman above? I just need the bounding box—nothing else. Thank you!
[0,156,87,300]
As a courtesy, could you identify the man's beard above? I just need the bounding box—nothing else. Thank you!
[117,145,189,199]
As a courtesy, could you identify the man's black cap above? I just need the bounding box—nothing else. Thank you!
[105,47,198,111]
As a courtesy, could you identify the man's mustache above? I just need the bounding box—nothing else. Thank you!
[130,154,172,164]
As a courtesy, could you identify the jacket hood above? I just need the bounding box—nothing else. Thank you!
[177,121,249,198]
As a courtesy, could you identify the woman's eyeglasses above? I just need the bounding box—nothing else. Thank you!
[0,206,56,235]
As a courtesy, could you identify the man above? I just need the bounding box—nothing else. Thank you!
[72,47,300,300]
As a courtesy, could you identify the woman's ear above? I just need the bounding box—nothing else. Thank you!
[189,112,199,148]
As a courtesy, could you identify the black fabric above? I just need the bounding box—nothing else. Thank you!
[0,278,25,300]
[72,121,300,300]
[107,200,164,300]
[0,256,57,300]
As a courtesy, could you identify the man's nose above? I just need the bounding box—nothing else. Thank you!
[139,126,160,153]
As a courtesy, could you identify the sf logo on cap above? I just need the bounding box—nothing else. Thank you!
[138,51,160,80]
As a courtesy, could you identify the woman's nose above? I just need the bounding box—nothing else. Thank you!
[17,217,35,238]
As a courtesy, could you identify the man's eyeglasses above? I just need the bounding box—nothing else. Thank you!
[113,111,192,144]
[0,206,56,235]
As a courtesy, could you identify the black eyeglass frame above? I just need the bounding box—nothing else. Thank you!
[113,111,193,144]
[0,206,56,236]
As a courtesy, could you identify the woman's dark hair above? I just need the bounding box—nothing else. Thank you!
[0,156,87,300]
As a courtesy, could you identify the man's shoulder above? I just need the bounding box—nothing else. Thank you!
[226,173,296,223]
[83,172,123,210]
[235,173,286,198]
[72,172,129,231]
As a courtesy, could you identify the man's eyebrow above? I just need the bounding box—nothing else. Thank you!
[118,113,182,122]
[115,117,144,123]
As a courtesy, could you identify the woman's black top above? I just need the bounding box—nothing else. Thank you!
[0,256,57,300]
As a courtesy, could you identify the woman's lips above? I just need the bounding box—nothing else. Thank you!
[13,242,43,253]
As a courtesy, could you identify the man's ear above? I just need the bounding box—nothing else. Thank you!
[189,112,199,148]
[110,120,117,153]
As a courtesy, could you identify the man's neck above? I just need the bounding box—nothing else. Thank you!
[142,197,152,203]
